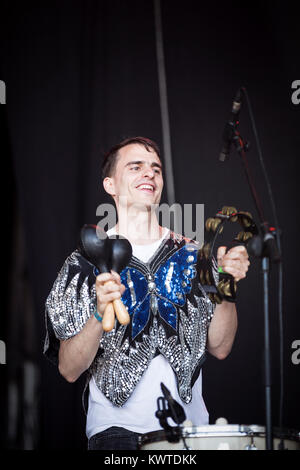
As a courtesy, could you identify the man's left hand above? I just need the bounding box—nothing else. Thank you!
[217,245,250,282]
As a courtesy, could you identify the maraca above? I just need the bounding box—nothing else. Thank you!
[103,235,132,326]
[78,225,114,330]
[78,225,132,331]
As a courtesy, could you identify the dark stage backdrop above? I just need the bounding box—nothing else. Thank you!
[0,0,299,449]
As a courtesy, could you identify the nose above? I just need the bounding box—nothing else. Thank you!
[142,165,155,178]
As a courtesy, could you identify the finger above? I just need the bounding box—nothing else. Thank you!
[98,290,121,305]
[230,245,248,253]
[221,259,243,269]
[110,271,126,294]
[222,265,247,281]
[110,270,122,285]
[120,284,126,294]
[107,291,122,300]
[101,282,122,294]
[217,246,227,263]
[226,245,249,258]
[97,292,121,315]
[222,259,250,273]
[96,272,116,285]
[221,253,249,265]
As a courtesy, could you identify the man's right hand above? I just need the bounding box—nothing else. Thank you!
[96,271,126,317]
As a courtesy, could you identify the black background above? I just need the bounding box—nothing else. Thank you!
[0,0,299,449]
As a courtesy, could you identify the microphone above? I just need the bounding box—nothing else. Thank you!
[219,87,243,161]
[160,382,186,425]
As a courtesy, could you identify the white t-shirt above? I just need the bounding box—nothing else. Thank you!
[86,228,209,438]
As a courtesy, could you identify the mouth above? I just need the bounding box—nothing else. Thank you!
[136,183,155,193]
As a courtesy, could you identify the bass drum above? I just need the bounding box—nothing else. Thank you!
[139,425,300,450]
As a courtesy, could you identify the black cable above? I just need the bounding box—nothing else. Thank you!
[243,87,284,447]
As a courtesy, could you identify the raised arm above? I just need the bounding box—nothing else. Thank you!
[207,245,249,359]
[58,271,125,382]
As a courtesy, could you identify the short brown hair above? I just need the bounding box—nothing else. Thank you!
[101,136,161,179]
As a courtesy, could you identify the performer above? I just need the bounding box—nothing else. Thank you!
[44,136,249,450]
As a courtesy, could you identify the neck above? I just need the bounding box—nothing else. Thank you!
[114,204,164,245]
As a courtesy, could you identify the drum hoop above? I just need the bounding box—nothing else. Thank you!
[139,425,300,446]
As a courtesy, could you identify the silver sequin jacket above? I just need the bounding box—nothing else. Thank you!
[44,232,216,407]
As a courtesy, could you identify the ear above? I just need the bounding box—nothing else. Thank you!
[103,176,116,196]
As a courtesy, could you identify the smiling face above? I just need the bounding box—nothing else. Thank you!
[103,143,164,210]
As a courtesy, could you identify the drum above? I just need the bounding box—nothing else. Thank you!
[139,424,300,450]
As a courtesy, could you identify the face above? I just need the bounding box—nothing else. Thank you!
[103,143,164,210]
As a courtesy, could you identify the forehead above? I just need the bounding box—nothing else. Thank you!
[116,143,161,168]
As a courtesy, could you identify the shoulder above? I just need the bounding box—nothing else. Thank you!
[54,249,96,285]
[65,249,94,269]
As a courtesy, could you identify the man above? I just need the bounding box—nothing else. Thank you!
[44,136,249,450]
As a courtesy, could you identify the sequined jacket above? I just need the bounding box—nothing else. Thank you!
[44,232,216,407]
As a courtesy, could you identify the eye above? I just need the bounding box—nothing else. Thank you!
[130,166,140,171]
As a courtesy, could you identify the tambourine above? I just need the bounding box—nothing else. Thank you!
[198,206,258,304]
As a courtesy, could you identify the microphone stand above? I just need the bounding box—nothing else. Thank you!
[229,125,281,451]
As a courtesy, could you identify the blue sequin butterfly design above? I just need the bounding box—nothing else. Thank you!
[120,244,198,339]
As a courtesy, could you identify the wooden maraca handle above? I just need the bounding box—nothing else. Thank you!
[102,280,130,331]
[102,301,115,332]
[112,298,130,325]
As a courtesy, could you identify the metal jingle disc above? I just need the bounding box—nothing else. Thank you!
[211,218,222,232]
[205,218,215,231]
[221,206,237,217]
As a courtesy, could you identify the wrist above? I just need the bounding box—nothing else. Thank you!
[94,310,103,323]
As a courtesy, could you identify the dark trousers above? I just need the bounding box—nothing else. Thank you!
[88,426,142,450]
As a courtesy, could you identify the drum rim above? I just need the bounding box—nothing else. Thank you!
[139,424,300,446]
